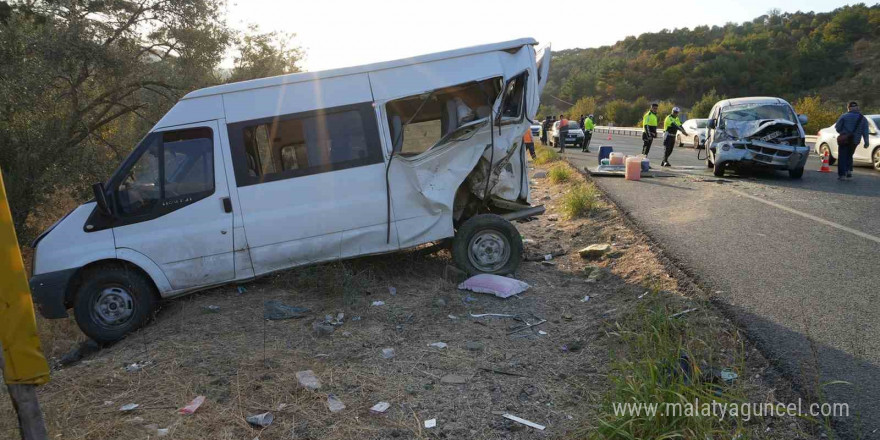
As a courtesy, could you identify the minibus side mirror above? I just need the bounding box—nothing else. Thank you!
[798,114,808,126]
[92,182,111,216]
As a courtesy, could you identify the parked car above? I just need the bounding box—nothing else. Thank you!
[815,115,880,171]
[530,123,542,140]
[677,118,708,148]
[28,38,551,343]
[548,120,585,148]
[705,97,809,178]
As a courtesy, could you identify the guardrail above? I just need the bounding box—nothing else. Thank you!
[593,126,818,145]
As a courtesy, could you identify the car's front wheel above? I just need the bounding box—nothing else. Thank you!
[713,157,725,177]
[789,166,804,179]
[694,136,701,149]
[819,143,836,166]
[452,214,523,275]
[872,147,880,171]
[73,264,158,344]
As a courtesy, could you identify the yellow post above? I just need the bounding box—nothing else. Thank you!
[0,168,50,439]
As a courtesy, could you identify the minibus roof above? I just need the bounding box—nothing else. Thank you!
[183,38,538,100]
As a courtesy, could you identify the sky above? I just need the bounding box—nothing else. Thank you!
[225,0,864,72]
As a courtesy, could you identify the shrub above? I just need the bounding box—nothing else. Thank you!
[534,145,560,165]
[548,163,572,184]
[560,183,599,219]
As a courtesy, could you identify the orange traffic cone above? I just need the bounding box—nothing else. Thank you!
[819,151,831,173]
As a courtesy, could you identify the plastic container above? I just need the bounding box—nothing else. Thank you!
[641,158,650,172]
[598,146,613,162]
[600,158,610,165]
[625,156,642,181]
[609,152,625,166]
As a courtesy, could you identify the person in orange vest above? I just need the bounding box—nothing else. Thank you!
[523,129,536,159]
[557,114,569,153]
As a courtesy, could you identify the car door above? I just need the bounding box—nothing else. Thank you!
[226,103,391,275]
[853,119,878,162]
[112,121,235,290]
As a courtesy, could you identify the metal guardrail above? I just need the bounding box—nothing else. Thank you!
[593,126,818,144]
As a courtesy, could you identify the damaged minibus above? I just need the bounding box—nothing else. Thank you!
[29,38,551,343]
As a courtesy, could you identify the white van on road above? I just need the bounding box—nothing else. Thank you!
[29,39,551,343]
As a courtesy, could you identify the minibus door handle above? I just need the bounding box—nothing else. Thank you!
[221,197,233,213]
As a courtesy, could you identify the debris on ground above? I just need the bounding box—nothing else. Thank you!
[203,305,221,313]
[428,342,448,349]
[670,308,698,318]
[578,243,612,259]
[327,395,345,413]
[263,300,310,320]
[58,339,101,366]
[424,419,437,429]
[458,274,530,299]
[507,318,546,335]
[371,300,386,306]
[370,401,390,414]
[124,361,151,372]
[440,374,468,385]
[178,395,205,415]
[119,403,139,412]
[381,348,395,359]
[533,170,547,178]
[580,295,591,302]
[470,313,516,318]
[246,412,274,428]
[312,320,336,336]
[501,413,546,430]
[237,286,247,295]
[295,370,322,390]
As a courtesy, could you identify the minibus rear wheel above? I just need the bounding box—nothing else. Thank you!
[452,214,523,275]
[73,264,158,344]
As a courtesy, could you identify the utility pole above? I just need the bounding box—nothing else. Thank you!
[0,168,50,440]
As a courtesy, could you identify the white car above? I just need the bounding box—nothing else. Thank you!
[814,114,880,171]
[677,118,708,148]
[28,38,551,343]
[548,120,585,148]
[529,123,542,140]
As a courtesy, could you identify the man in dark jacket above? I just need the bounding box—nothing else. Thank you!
[541,116,552,144]
[834,101,870,180]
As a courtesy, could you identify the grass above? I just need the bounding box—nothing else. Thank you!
[584,297,751,439]
[548,163,572,184]
[560,183,599,219]
[533,144,560,165]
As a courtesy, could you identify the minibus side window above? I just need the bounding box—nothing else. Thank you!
[117,138,161,216]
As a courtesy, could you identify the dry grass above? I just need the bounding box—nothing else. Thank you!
[559,184,600,220]
[547,163,571,184]
[533,145,559,165]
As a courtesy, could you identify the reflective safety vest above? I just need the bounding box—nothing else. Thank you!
[664,115,683,131]
[643,111,658,127]
[523,129,532,143]
[584,118,595,130]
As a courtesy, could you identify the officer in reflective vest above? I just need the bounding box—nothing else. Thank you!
[662,107,688,167]
[642,103,659,155]
[582,114,595,153]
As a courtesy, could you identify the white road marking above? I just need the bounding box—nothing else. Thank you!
[727,188,880,245]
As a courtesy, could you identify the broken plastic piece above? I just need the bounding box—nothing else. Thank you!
[381,348,395,359]
[204,305,221,313]
[670,308,698,318]
[178,395,205,415]
[458,274,529,299]
[372,300,385,306]
[237,286,247,294]
[424,419,437,428]
[246,412,274,427]
[502,413,545,430]
[428,342,448,349]
[370,402,391,414]
[327,394,346,413]
[580,295,590,302]
[295,370,322,390]
[119,403,139,412]
[469,313,516,318]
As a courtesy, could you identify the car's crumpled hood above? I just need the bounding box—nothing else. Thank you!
[723,119,796,139]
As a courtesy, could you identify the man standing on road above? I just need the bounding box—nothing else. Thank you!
[541,115,552,145]
[557,114,569,153]
[582,114,595,153]
[523,128,537,160]
[642,103,659,156]
[579,114,586,129]
[661,107,688,167]
[834,101,870,180]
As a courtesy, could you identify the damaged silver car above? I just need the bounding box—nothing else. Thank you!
[704,97,809,178]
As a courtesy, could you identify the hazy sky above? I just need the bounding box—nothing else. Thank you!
[226,0,863,71]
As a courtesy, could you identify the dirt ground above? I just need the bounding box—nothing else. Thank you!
[1,163,815,440]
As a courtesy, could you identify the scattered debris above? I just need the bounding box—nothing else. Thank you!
[562,313,573,321]
[543,254,553,261]
[370,402,390,414]
[424,419,437,429]
[295,370,322,390]
[507,319,547,335]
[447,314,458,320]
[533,170,547,178]
[578,243,612,259]
[638,291,648,299]
[465,341,484,351]
[469,313,516,318]
[59,339,101,366]
[156,428,169,437]
[443,264,469,284]
[124,361,151,372]
[203,305,221,313]
[371,300,386,306]
[381,348,396,359]
[263,300,310,320]
[327,395,346,413]
[428,342,448,349]
[352,316,362,321]
[237,286,247,295]
[670,308,698,318]
[501,413,546,430]
[388,286,397,296]
[538,330,548,335]
[440,374,469,385]
[580,295,590,302]
[246,412,274,428]
[312,320,336,336]
[178,395,205,415]
[458,274,530,299]
[119,403,139,412]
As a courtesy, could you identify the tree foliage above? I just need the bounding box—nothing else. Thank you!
[792,95,841,134]
[547,4,880,124]
[0,0,304,241]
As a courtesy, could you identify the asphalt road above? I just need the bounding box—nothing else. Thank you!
[559,133,880,439]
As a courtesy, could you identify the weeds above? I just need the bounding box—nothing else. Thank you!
[560,184,599,219]
[548,163,572,184]
[533,144,559,165]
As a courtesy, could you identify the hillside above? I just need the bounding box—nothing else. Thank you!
[542,4,880,122]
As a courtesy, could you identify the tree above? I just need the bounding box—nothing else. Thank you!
[792,95,840,134]
[690,89,726,119]
[228,25,304,83]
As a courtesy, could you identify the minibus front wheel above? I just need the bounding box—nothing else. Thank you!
[452,214,523,275]
[73,263,158,344]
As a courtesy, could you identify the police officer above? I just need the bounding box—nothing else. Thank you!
[642,103,659,155]
[661,107,688,167]
[582,114,595,152]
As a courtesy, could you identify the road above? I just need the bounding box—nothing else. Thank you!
[559,133,880,439]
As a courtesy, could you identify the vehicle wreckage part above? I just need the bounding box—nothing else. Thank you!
[452,214,522,275]
[499,205,545,222]
[73,264,157,344]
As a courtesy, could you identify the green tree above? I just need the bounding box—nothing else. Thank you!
[228,25,304,82]
[690,89,726,119]
[792,95,840,134]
